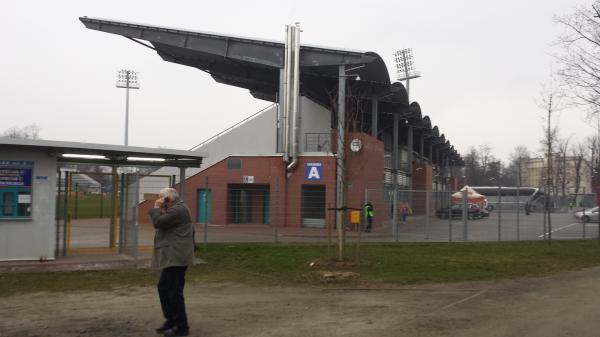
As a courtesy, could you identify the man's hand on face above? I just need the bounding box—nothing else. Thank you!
[154,197,165,209]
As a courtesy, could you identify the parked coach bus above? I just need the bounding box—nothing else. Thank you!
[470,186,545,212]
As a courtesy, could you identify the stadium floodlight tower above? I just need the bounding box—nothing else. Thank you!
[116,70,140,146]
[394,48,421,99]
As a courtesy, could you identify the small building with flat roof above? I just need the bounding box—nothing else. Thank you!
[0,138,205,261]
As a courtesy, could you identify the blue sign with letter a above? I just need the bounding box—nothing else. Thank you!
[305,162,322,180]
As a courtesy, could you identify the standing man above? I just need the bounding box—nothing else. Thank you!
[363,201,374,232]
[149,188,194,336]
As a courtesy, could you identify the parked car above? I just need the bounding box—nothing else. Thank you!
[436,203,484,220]
[479,207,490,217]
[573,206,599,223]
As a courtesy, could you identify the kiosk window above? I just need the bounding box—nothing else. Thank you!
[0,160,33,219]
[2,192,13,216]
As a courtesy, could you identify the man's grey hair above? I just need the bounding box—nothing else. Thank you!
[159,188,179,201]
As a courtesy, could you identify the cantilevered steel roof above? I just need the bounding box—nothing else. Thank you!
[79,17,462,165]
[80,17,391,106]
[0,138,207,167]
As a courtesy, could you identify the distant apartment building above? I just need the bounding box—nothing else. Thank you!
[523,156,591,195]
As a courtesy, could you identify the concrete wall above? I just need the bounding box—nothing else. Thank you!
[0,149,57,261]
[298,97,331,153]
[141,105,278,193]
[142,96,331,198]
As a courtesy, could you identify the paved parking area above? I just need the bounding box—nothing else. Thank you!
[64,211,597,251]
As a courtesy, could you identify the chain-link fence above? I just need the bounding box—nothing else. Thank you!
[59,172,600,256]
[361,189,600,243]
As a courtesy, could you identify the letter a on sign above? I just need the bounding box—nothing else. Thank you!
[305,163,322,180]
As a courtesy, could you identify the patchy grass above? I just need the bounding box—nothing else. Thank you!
[56,194,115,220]
[2,240,600,296]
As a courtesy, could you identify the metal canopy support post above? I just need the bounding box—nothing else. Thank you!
[392,113,399,242]
[407,125,414,190]
[336,64,346,260]
[179,167,186,202]
[62,171,69,256]
[110,166,118,248]
[55,169,61,257]
[436,148,441,191]
[444,155,450,191]
[371,96,378,138]
[429,143,434,191]
[118,173,125,254]
[419,134,425,164]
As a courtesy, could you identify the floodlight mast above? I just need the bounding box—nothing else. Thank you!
[394,48,421,99]
[393,49,420,234]
[116,70,140,146]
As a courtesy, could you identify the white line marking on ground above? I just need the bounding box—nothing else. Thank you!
[429,290,487,314]
[538,223,580,238]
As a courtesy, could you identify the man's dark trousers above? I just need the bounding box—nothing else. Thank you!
[158,266,189,330]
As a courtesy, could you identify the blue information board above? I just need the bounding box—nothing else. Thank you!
[0,160,33,218]
[0,161,33,187]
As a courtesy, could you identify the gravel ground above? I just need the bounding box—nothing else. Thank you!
[2,266,600,337]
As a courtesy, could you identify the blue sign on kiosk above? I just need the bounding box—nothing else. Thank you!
[0,160,33,218]
[0,161,33,187]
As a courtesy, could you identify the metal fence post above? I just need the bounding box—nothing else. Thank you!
[516,186,520,240]
[425,190,430,240]
[55,169,62,257]
[462,189,468,241]
[100,183,104,218]
[393,187,398,242]
[273,179,279,244]
[74,183,79,220]
[204,176,209,246]
[498,186,502,241]
[118,173,125,254]
[448,191,453,242]
[62,171,69,256]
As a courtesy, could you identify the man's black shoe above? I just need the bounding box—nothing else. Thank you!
[163,327,190,337]
[155,321,174,334]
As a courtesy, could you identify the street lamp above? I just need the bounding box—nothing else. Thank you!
[116,70,140,146]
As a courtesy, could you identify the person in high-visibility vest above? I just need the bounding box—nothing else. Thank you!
[364,202,374,232]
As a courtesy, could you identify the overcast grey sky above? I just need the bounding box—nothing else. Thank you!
[0,0,593,162]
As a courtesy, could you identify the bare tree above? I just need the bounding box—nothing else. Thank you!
[2,124,40,140]
[555,137,571,200]
[479,145,492,179]
[554,1,600,115]
[506,145,531,187]
[572,142,586,205]
[537,74,565,245]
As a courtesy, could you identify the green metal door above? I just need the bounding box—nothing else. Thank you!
[262,190,270,224]
[197,189,211,223]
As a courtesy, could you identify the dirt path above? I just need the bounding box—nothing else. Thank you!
[2,267,600,337]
